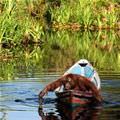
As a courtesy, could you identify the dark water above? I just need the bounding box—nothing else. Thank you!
[0,72,120,120]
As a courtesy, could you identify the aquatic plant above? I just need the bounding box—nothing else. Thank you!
[0,0,120,80]
[0,30,120,80]
[0,0,120,46]
[0,0,45,47]
[50,0,120,30]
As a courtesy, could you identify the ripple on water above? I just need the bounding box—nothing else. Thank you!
[0,74,120,120]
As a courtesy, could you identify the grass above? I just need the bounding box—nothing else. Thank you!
[0,0,120,80]
[51,0,120,30]
[0,0,120,46]
[0,0,45,46]
[0,30,120,80]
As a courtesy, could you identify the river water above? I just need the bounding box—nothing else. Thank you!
[0,70,120,120]
[0,30,120,120]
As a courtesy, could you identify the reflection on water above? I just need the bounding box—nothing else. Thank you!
[0,30,120,80]
[38,101,102,120]
[0,72,120,120]
[0,30,120,120]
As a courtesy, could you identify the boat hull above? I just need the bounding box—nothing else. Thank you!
[56,90,93,107]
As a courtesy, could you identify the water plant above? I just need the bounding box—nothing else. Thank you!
[0,0,120,46]
[0,0,120,80]
[1,30,120,80]
[50,0,120,30]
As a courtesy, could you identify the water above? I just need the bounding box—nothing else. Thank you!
[0,71,120,120]
[0,30,120,120]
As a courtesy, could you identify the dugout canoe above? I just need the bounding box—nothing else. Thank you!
[56,90,94,106]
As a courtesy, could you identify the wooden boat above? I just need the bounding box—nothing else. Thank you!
[38,59,101,107]
[54,59,101,106]
[55,59,101,92]
[56,90,94,107]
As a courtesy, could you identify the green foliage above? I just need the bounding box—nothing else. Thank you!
[0,0,45,44]
[0,0,119,45]
[49,0,119,28]
[0,30,120,80]
[0,0,120,80]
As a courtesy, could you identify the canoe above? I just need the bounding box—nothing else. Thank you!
[56,90,94,107]
[54,59,101,107]
[55,59,101,92]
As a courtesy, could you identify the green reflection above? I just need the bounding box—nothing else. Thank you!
[0,30,120,80]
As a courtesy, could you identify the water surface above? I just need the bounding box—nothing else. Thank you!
[0,30,120,120]
[0,71,120,120]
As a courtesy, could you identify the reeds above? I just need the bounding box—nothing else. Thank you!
[0,0,120,46]
[0,30,120,80]
[0,0,120,80]
[50,0,120,30]
[0,0,45,46]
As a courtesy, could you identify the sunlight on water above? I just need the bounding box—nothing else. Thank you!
[0,30,120,120]
[0,71,120,120]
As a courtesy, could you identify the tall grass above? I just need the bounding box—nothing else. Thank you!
[50,0,120,29]
[0,0,45,45]
[0,30,120,80]
[0,0,120,45]
[0,0,120,80]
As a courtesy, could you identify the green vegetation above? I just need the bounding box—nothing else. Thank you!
[0,30,120,80]
[0,0,120,80]
[0,0,120,46]
[51,0,120,30]
[0,0,45,46]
